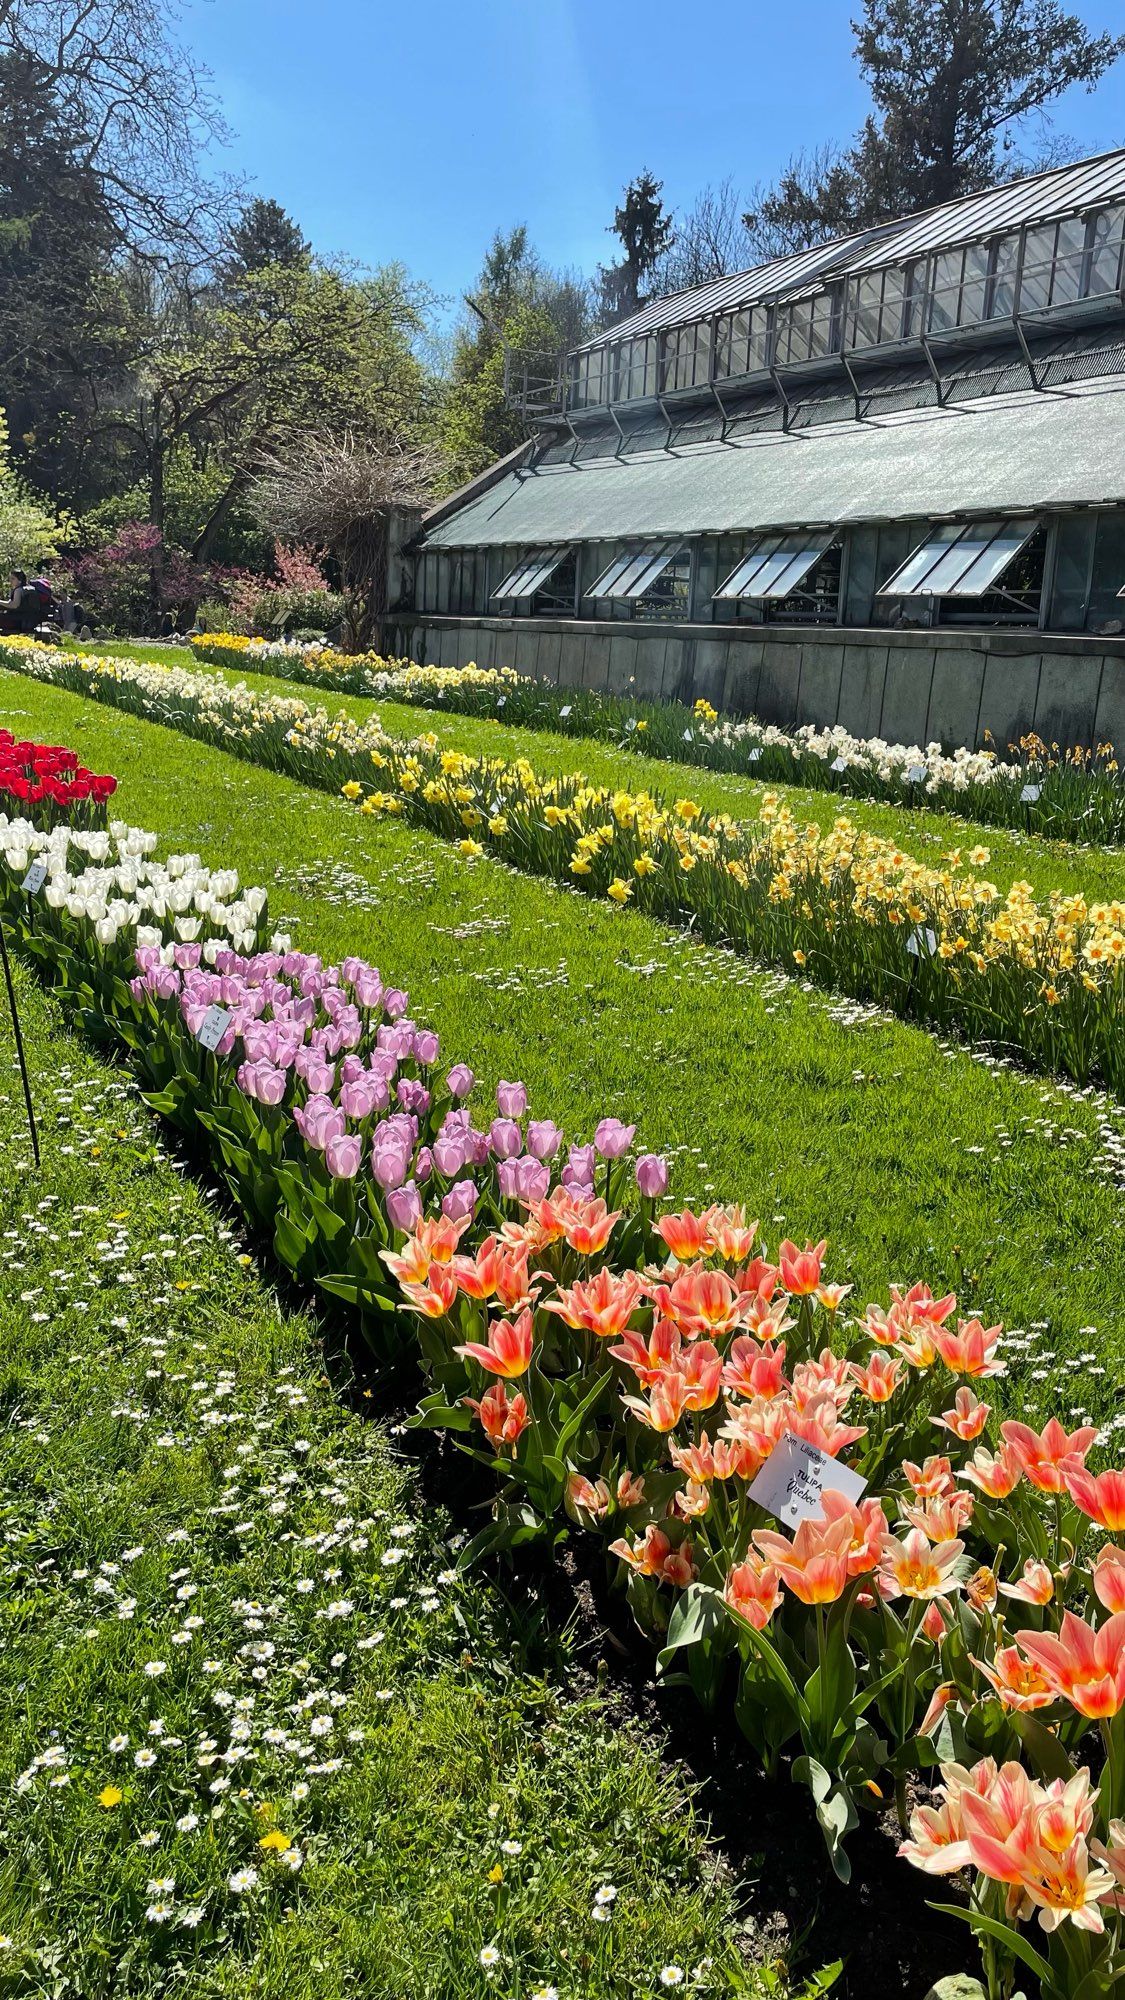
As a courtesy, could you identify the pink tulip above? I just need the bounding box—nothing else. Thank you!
[594,1117,636,1159]
[446,1064,474,1098]
[489,1118,523,1160]
[325,1133,363,1180]
[386,1182,422,1233]
[496,1080,528,1118]
[442,1179,477,1223]
[413,1029,439,1065]
[635,1153,669,1198]
[526,1119,562,1161]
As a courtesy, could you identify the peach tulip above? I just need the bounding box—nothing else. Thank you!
[999,1559,1055,1606]
[880,1528,967,1600]
[621,1373,692,1433]
[544,1266,644,1340]
[400,1261,460,1320]
[903,1455,955,1499]
[934,1387,991,1441]
[1022,1840,1114,1934]
[1092,1545,1125,1614]
[703,1204,758,1263]
[648,1262,750,1340]
[931,1317,1005,1379]
[724,1555,783,1630]
[752,1514,853,1606]
[785,1394,868,1458]
[381,1213,468,1283]
[1000,1417,1098,1496]
[455,1307,535,1380]
[849,1350,903,1403]
[451,1235,536,1310]
[1065,1464,1125,1534]
[566,1472,610,1521]
[611,1524,697,1587]
[1016,1610,1125,1719]
[972,1644,1055,1711]
[901,1492,974,1541]
[615,1469,646,1508]
[959,1443,1022,1499]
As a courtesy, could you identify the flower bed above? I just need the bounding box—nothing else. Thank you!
[5,792,1125,2000]
[8,636,1125,1102]
[1,726,117,828]
[187,629,1125,847]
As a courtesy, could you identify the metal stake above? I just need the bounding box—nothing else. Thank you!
[0,917,40,1168]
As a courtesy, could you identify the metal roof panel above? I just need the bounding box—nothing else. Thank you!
[421,376,1125,548]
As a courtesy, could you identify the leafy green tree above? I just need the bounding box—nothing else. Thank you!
[744,0,1125,254]
[440,226,590,484]
[596,171,675,323]
[0,406,62,574]
[220,197,310,283]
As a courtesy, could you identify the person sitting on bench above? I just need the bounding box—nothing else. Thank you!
[0,570,52,634]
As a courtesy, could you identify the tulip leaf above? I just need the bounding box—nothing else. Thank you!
[793,1757,856,1881]
[928,1904,1051,1987]
[658,1583,726,1664]
[1014,1711,1075,1785]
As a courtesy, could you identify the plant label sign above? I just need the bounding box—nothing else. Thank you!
[196,1005,232,1052]
[748,1433,867,1527]
[21,859,48,895]
[830,756,848,773]
[906,926,938,958]
[906,764,928,785]
[1020,783,1042,804]
[747,747,762,763]
[558,705,572,719]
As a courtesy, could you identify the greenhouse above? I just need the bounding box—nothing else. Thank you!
[400,147,1125,746]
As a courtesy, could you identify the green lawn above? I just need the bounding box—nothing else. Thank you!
[5,667,1124,1425]
[137,641,1125,907]
[0,961,768,1999]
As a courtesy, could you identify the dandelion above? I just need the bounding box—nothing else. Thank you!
[97,1785,123,1808]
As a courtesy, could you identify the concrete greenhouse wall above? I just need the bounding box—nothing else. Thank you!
[387,616,1125,752]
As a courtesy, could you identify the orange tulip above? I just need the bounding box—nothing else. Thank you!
[648,1262,750,1340]
[400,1261,460,1320]
[934,1387,991,1441]
[621,1373,692,1433]
[463,1381,530,1454]
[1016,1610,1125,1720]
[543,1266,643,1340]
[1092,1545,1125,1614]
[972,1644,1055,1711]
[778,1238,827,1296]
[752,1514,853,1606]
[724,1555,783,1630]
[455,1308,535,1380]
[722,1333,788,1402]
[451,1235,536,1310]
[931,1318,1005,1379]
[655,1208,714,1262]
[524,1189,621,1257]
[849,1349,903,1403]
[610,1524,697,1586]
[879,1528,967,1600]
[1000,1418,1098,1496]
[1064,1464,1125,1534]
[381,1213,468,1284]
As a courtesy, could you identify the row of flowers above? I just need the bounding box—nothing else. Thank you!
[1,725,118,827]
[9,638,1125,1100]
[186,629,1125,847]
[6,758,1125,1999]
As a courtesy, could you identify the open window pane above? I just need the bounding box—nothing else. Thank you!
[588,542,682,600]
[880,519,1040,597]
[717,533,836,600]
[947,521,1041,596]
[492,548,568,600]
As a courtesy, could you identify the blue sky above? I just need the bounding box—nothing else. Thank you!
[183,0,1125,320]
